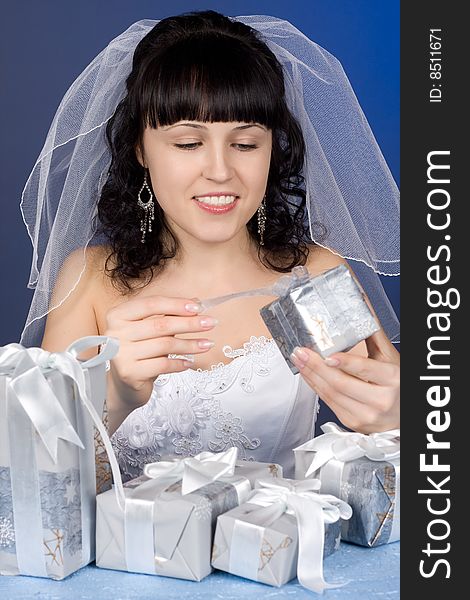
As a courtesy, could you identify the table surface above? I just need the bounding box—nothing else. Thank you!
[1,541,399,600]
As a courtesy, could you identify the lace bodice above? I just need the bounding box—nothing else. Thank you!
[111,336,319,480]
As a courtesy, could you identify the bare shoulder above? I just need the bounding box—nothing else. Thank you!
[48,245,111,303]
[67,243,111,275]
[41,244,113,355]
[305,244,348,276]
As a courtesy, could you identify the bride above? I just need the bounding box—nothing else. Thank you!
[22,11,400,479]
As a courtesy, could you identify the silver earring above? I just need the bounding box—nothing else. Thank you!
[137,170,155,243]
[257,195,267,246]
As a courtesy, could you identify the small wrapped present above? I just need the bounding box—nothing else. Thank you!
[294,422,400,547]
[0,336,119,579]
[212,478,352,593]
[260,264,380,373]
[96,448,282,581]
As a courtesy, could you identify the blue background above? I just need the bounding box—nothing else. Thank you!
[0,0,399,346]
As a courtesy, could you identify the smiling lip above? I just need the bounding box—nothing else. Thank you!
[193,197,239,214]
[193,192,238,198]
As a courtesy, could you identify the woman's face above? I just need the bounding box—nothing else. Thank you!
[138,121,272,246]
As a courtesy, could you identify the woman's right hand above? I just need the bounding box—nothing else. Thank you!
[104,295,216,424]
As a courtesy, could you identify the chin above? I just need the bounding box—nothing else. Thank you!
[188,229,244,245]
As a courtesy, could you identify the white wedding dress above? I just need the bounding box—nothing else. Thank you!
[111,336,319,480]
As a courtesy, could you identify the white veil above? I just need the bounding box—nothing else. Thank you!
[19,15,399,347]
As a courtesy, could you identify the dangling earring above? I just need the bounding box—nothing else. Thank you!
[257,195,267,246]
[137,170,155,243]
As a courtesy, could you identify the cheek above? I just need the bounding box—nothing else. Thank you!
[243,153,271,190]
[148,153,195,198]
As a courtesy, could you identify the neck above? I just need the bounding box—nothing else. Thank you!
[163,228,266,295]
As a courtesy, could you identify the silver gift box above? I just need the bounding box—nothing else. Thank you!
[295,452,400,547]
[211,501,340,587]
[96,460,282,581]
[260,264,380,373]
[0,350,108,579]
[330,457,399,547]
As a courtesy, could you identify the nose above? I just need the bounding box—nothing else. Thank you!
[202,144,234,182]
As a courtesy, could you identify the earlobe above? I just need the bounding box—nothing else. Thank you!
[135,144,146,168]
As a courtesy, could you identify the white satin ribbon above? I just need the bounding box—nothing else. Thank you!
[0,336,120,576]
[124,447,246,573]
[294,422,400,544]
[143,446,239,495]
[229,478,352,594]
[201,266,310,310]
[295,422,400,478]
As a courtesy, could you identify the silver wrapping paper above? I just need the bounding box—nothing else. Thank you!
[260,264,380,373]
[0,363,107,579]
[295,453,399,547]
[211,501,340,587]
[334,457,399,547]
[96,460,282,581]
[0,466,82,573]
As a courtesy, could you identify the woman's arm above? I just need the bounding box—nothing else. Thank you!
[41,246,219,436]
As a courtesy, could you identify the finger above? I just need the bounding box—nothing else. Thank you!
[120,314,218,342]
[111,295,204,322]
[365,328,400,362]
[130,356,195,380]
[293,350,372,404]
[294,363,384,431]
[296,364,360,419]
[131,336,215,360]
[327,350,399,386]
[292,346,398,387]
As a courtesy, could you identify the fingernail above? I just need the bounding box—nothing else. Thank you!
[290,353,304,369]
[200,317,218,328]
[293,347,309,362]
[185,302,203,313]
[198,340,215,349]
[325,357,340,367]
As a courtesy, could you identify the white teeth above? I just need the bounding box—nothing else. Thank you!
[194,195,237,206]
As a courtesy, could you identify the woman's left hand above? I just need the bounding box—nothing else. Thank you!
[291,328,400,433]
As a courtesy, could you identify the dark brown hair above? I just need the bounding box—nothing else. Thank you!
[96,10,312,292]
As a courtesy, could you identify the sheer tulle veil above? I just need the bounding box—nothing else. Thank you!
[19,15,399,347]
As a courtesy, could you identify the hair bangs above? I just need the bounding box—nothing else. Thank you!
[139,34,282,130]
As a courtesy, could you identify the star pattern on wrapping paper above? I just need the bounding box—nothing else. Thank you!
[268,464,280,478]
[64,481,78,505]
[0,516,15,548]
[43,529,64,567]
[309,314,334,350]
[376,510,393,525]
[382,466,396,497]
[193,498,212,521]
[340,481,355,498]
[259,536,293,571]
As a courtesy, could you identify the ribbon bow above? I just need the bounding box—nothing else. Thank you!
[1,345,84,462]
[232,478,352,594]
[123,447,243,573]
[0,337,119,464]
[296,422,400,478]
[0,336,120,577]
[143,446,239,495]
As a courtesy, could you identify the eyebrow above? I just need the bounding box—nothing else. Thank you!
[162,123,267,132]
